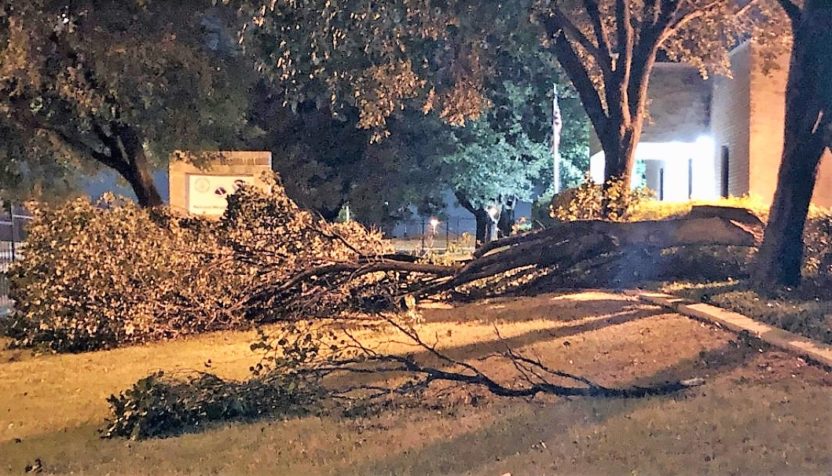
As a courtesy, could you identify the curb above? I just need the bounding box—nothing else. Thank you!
[636,291,832,368]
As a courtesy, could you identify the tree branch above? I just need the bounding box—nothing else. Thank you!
[614,0,635,76]
[582,0,614,63]
[541,15,610,137]
[5,100,127,174]
[657,0,722,46]
[550,7,614,78]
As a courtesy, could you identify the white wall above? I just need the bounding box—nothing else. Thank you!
[589,136,718,202]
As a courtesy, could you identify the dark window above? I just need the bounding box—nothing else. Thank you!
[720,146,730,198]
[659,168,665,201]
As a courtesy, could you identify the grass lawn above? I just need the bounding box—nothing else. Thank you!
[660,280,832,344]
[1,291,830,475]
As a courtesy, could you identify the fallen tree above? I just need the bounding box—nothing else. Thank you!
[103,191,766,439]
[243,207,764,322]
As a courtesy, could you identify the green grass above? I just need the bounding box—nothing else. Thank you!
[1,291,830,475]
[659,280,832,344]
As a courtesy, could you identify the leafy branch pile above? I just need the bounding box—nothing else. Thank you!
[100,188,773,440]
[3,194,245,352]
[2,174,390,352]
[103,370,312,440]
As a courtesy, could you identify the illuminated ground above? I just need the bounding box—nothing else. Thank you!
[1,291,830,475]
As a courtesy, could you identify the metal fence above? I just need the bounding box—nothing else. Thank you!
[0,242,18,312]
[0,205,28,313]
[389,217,478,255]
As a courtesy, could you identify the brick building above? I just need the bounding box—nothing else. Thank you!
[590,41,832,208]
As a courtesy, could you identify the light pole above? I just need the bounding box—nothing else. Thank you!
[428,218,439,250]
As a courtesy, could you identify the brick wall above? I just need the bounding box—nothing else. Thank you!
[748,46,788,203]
[746,46,832,209]
[642,64,711,143]
[711,42,752,198]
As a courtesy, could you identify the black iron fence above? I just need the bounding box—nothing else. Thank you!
[0,242,18,312]
[388,217,478,254]
[0,206,29,313]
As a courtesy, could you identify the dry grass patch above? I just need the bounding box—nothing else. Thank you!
[1,291,830,475]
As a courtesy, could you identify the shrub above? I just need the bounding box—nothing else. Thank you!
[549,175,654,222]
[804,212,832,281]
[2,195,249,352]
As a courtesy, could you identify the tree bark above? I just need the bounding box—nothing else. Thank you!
[752,0,832,287]
[497,197,516,238]
[599,120,641,186]
[115,125,164,208]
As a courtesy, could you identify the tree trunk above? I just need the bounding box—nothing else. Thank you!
[455,191,501,248]
[497,197,516,238]
[474,208,501,247]
[600,124,638,186]
[115,125,163,208]
[752,1,832,287]
[472,209,486,248]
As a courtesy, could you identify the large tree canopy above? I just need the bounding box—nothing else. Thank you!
[0,0,253,205]
[538,0,789,189]
[240,0,789,196]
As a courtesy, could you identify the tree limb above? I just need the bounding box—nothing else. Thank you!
[541,15,610,136]
[550,6,614,79]
[657,0,723,45]
[582,0,614,60]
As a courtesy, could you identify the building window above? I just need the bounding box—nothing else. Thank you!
[720,146,730,198]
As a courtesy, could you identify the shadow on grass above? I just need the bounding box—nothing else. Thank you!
[350,339,761,475]
[422,297,654,325]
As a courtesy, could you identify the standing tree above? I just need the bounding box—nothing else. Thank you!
[387,78,588,246]
[752,0,832,287]
[0,0,252,206]
[536,0,789,189]
[440,81,581,245]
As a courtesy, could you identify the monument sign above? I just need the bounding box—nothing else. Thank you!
[169,151,272,217]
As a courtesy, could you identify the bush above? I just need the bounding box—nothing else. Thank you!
[103,370,311,439]
[804,212,832,281]
[549,175,654,222]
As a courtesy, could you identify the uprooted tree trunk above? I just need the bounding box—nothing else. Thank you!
[245,209,764,321]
